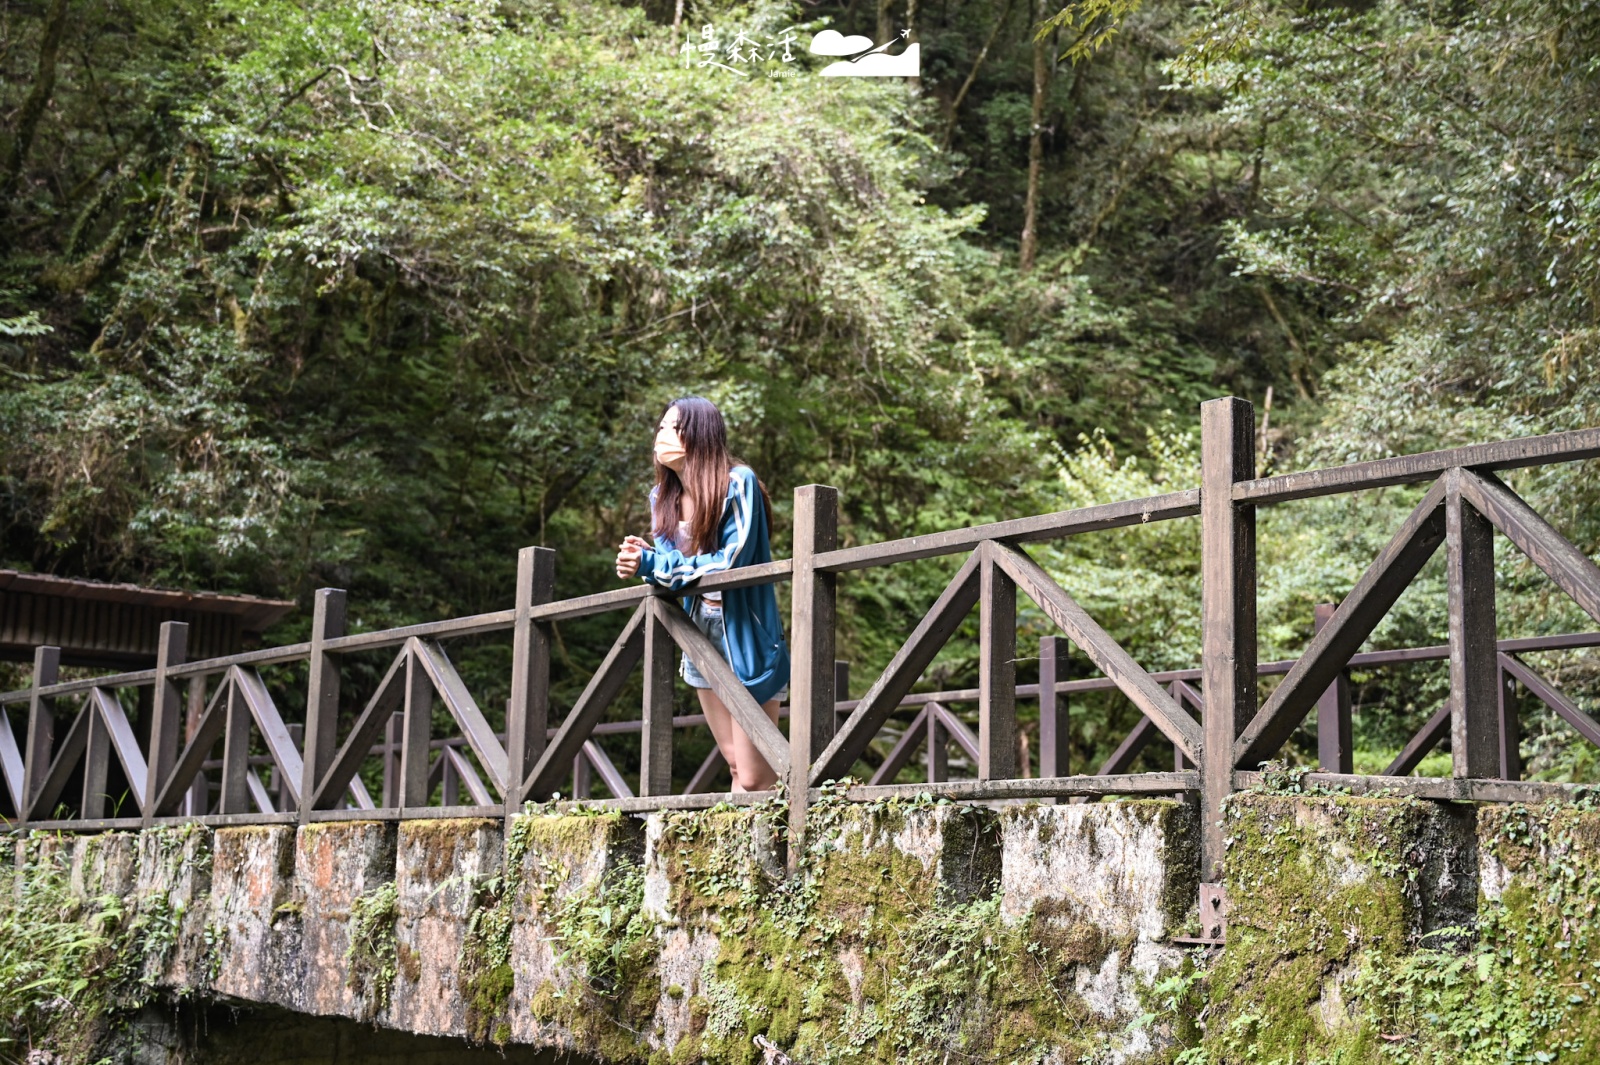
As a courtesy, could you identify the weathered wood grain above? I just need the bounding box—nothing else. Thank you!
[788,485,838,863]
[1201,396,1255,882]
[811,492,1201,572]
[640,600,675,797]
[979,543,1018,781]
[142,622,188,826]
[1446,473,1500,778]
[1234,426,1600,504]
[506,546,555,811]
[299,589,346,823]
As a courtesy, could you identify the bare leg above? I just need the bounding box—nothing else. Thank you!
[695,687,740,789]
[694,688,783,792]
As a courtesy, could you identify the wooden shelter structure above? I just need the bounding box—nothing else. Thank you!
[0,570,295,668]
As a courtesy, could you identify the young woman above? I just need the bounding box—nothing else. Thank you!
[614,397,791,792]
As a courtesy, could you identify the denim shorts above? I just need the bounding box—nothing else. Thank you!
[681,598,787,702]
[679,598,726,689]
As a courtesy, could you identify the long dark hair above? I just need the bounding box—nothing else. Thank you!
[652,396,772,553]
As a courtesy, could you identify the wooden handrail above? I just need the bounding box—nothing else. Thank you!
[5,398,1600,873]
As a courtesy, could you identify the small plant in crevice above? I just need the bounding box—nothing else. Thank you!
[460,866,518,1046]
[345,882,401,1018]
[544,857,653,1001]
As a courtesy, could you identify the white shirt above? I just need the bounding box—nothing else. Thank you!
[675,520,722,602]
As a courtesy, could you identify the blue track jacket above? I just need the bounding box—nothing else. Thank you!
[637,466,791,705]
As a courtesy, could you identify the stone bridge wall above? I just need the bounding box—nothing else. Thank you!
[7,791,1600,1063]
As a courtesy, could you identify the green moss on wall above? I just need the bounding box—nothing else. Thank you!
[518,792,1184,1065]
[1180,792,1600,1064]
[28,791,1600,1064]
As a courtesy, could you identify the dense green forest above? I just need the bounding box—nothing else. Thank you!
[3,0,1600,786]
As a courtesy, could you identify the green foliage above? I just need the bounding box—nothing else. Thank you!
[1037,0,1147,62]
[460,865,518,1045]
[0,847,121,1062]
[1349,806,1600,1062]
[542,857,654,1001]
[0,828,214,1062]
[345,881,401,1016]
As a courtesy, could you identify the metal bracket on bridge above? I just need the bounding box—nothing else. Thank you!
[1171,882,1229,948]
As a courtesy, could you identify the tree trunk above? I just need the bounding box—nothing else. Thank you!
[1,0,73,209]
[943,0,1017,148]
[1019,0,1051,271]
[877,0,895,48]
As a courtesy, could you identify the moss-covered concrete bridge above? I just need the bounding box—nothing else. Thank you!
[7,396,1600,1062]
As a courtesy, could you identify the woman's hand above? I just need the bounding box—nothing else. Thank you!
[615,535,650,579]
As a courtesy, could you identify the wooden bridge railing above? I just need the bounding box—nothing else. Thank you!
[5,396,1600,929]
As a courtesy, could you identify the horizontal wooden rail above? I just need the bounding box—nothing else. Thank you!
[1230,770,1587,805]
[810,492,1201,572]
[1233,426,1600,504]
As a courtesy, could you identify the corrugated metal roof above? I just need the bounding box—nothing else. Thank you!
[0,570,295,634]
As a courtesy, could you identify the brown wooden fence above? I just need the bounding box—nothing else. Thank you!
[5,396,1600,932]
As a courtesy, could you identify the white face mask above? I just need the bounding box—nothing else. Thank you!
[655,409,687,471]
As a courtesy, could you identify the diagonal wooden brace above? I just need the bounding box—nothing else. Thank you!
[413,639,510,796]
[868,706,931,786]
[152,675,235,816]
[312,648,409,810]
[524,603,647,800]
[811,551,982,785]
[91,687,148,812]
[1457,468,1600,626]
[1500,653,1600,749]
[991,541,1201,762]
[26,696,90,823]
[1233,476,1448,769]
[656,598,791,782]
[232,667,304,807]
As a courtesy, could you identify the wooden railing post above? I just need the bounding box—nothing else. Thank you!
[184,676,209,816]
[142,621,189,826]
[1313,603,1353,774]
[788,485,838,868]
[382,711,403,808]
[21,645,60,825]
[1446,469,1501,778]
[442,752,460,806]
[640,600,675,796]
[978,542,1017,780]
[1200,397,1256,890]
[299,588,347,821]
[506,545,555,815]
[927,706,948,783]
[398,641,434,808]
[1038,635,1069,779]
[1497,663,1521,780]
